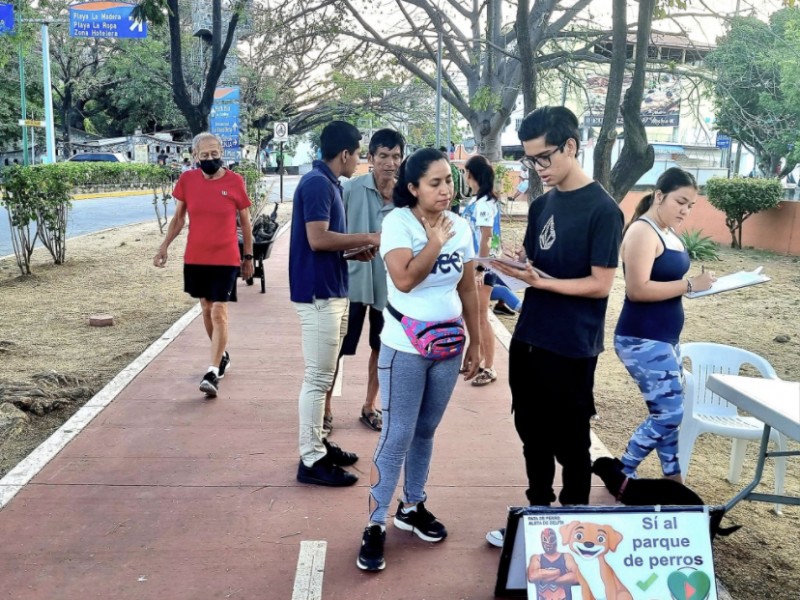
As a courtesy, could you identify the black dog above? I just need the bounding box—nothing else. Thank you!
[592,457,741,539]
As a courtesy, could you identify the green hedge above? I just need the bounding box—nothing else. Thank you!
[704,177,783,249]
[1,163,173,275]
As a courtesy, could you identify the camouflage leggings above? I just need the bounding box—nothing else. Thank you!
[614,335,683,478]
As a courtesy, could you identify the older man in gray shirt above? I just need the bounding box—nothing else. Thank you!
[323,129,405,435]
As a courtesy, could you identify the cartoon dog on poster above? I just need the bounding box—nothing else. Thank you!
[559,521,632,600]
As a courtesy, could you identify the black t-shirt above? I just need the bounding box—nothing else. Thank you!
[514,181,623,358]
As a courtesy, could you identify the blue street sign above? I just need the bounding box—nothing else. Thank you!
[0,3,14,35]
[69,1,147,39]
[715,134,731,149]
[210,87,241,160]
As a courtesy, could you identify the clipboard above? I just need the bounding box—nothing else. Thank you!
[343,245,375,259]
[685,267,770,299]
[472,257,553,291]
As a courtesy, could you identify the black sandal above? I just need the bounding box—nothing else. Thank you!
[359,408,383,431]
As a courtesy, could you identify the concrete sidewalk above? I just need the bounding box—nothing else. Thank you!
[0,230,614,599]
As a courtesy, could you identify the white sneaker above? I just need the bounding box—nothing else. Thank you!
[486,528,505,548]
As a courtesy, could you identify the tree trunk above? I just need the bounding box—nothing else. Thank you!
[470,112,506,161]
[61,83,73,157]
[593,0,626,190]
[608,0,657,201]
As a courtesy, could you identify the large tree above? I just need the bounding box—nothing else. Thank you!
[133,0,246,134]
[332,0,607,160]
[706,8,800,177]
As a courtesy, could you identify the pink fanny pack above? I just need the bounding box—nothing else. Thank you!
[387,303,466,360]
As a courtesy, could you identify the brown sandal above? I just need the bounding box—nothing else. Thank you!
[359,408,383,431]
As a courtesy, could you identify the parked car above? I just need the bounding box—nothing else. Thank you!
[66,152,130,163]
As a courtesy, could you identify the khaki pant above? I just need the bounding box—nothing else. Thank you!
[294,298,349,466]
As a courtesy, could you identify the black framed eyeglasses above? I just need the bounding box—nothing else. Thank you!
[520,140,567,170]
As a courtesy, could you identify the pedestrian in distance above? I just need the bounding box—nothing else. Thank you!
[323,128,406,435]
[461,154,502,386]
[487,106,624,547]
[614,168,716,482]
[289,121,381,488]
[356,148,482,572]
[153,132,254,398]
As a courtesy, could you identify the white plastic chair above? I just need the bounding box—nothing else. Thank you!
[678,342,787,513]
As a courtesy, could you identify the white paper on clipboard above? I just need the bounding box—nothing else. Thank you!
[685,267,770,299]
[472,257,553,291]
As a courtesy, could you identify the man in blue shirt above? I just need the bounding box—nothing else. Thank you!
[290,121,380,487]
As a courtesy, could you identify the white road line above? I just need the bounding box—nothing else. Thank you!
[0,223,291,509]
[291,540,327,600]
[0,304,202,508]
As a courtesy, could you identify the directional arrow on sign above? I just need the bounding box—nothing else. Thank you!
[129,19,143,33]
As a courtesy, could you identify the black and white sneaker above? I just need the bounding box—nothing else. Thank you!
[393,501,447,542]
[357,525,386,571]
[218,351,231,378]
[199,371,219,397]
[486,528,505,548]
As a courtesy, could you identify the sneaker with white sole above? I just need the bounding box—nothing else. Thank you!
[218,351,231,378]
[393,501,447,542]
[199,371,219,397]
[471,367,497,387]
[486,527,505,548]
[356,525,386,571]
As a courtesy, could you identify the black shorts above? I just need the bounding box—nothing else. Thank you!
[183,264,239,302]
[339,302,384,356]
[483,271,498,286]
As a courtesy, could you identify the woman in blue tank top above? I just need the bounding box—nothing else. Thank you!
[614,168,716,481]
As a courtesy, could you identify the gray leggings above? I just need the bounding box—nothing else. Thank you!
[369,344,461,524]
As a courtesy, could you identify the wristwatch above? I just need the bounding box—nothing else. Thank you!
[243,254,253,260]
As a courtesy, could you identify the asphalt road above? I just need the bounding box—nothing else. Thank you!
[0,177,299,258]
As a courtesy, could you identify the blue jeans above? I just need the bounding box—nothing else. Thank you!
[490,282,521,311]
[369,344,461,524]
[614,335,684,477]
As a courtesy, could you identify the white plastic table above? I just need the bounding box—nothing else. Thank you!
[705,374,800,511]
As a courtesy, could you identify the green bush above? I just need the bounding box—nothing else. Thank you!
[704,177,783,248]
[680,229,720,261]
[1,163,173,275]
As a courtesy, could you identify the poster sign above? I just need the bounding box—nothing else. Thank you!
[210,86,241,162]
[583,73,681,128]
[69,2,147,39]
[0,2,14,35]
[134,144,149,164]
[495,506,717,599]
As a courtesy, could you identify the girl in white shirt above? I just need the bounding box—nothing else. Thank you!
[356,148,481,572]
[462,155,501,386]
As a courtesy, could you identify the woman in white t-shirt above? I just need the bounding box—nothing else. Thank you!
[462,155,501,386]
[356,148,481,572]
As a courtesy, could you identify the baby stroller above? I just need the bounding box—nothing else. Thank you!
[240,203,280,293]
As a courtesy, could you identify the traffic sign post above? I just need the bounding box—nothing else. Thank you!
[69,2,147,39]
[273,122,289,201]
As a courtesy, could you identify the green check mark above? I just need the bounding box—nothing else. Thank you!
[637,573,658,591]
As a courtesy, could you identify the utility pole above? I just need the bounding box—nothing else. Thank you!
[435,31,442,148]
[41,21,56,164]
[18,44,29,165]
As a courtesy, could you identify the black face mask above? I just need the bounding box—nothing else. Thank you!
[199,158,223,175]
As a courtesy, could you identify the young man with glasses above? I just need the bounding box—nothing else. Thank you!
[488,106,623,546]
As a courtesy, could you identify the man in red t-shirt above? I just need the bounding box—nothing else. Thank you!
[153,133,254,397]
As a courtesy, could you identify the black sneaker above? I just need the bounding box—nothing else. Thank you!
[218,351,231,378]
[493,303,516,316]
[323,439,358,466]
[296,457,358,487]
[393,501,447,542]
[199,371,219,397]
[356,525,386,571]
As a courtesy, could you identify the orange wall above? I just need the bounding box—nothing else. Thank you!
[620,193,800,256]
